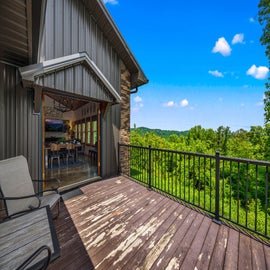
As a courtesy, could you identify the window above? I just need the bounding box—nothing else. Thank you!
[82,122,85,143]
[77,123,81,141]
[87,120,91,144]
[92,118,97,145]
[75,116,98,145]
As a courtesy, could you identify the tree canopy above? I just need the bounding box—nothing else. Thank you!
[258,0,270,123]
[131,125,269,161]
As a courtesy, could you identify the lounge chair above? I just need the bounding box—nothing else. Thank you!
[0,155,61,218]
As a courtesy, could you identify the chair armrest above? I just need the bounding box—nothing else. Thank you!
[0,193,41,204]
[0,194,41,218]
[16,245,52,270]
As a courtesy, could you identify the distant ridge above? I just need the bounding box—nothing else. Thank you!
[131,127,188,138]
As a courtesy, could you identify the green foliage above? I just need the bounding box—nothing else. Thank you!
[258,0,270,60]
[131,127,188,139]
[258,0,270,124]
[131,125,269,161]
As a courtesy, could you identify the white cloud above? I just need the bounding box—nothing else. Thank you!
[163,101,176,107]
[134,96,142,102]
[163,99,189,108]
[180,99,189,107]
[133,103,144,112]
[103,0,119,4]
[212,37,232,56]
[208,70,224,77]
[133,96,143,112]
[246,65,269,80]
[232,33,244,44]
[249,17,255,23]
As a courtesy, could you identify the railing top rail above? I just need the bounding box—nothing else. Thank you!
[119,143,215,158]
[119,143,270,166]
[220,155,270,166]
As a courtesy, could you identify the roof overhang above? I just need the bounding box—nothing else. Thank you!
[83,0,149,89]
[1,0,148,89]
[19,52,121,103]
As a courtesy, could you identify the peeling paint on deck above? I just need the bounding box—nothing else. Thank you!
[138,225,176,270]
[165,257,180,270]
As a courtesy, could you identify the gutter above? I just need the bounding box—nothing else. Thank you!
[130,86,138,94]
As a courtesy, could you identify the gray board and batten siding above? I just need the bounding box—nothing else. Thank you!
[0,0,41,179]
[0,63,41,179]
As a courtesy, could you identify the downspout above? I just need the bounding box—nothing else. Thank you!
[130,86,138,94]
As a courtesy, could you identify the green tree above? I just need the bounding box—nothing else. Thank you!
[215,126,231,155]
[258,1,270,161]
[248,126,266,160]
[258,0,270,123]
[228,129,254,159]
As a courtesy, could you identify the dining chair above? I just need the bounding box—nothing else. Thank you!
[66,144,75,165]
[49,144,60,169]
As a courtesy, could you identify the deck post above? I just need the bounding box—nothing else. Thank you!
[148,145,152,190]
[214,151,221,224]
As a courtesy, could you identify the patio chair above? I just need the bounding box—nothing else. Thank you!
[0,155,61,219]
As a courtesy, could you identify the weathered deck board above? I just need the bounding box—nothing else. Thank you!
[48,176,270,270]
[223,228,239,269]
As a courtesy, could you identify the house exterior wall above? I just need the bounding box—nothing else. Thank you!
[0,63,40,179]
[0,0,138,182]
[39,0,125,178]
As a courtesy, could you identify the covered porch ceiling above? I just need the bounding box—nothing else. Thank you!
[45,92,89,111]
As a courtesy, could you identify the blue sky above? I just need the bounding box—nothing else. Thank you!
[103,0,269,131]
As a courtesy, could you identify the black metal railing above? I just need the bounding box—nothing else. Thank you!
[118,143,270,240]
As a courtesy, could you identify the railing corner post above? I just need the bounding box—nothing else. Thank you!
[214,151,221,224]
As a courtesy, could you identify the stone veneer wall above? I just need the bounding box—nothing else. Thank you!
[120,61,131,175]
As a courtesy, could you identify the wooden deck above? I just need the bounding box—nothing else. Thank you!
[48,176,270,270]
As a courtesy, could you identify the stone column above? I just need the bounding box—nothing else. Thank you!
[120,61,131,175]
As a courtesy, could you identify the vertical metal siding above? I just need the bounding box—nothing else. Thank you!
[41,0,120,91]
[0,63,40,179]
[101,104,121,177]
[42,66,113,103]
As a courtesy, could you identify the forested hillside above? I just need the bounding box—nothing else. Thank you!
[131,127,188,139]
[131,125,268,161]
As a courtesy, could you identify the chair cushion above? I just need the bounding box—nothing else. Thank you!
[0,156,37,216]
